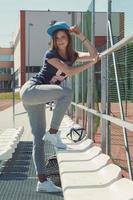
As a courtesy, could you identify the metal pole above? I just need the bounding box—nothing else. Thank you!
[90,0,95,140]
[74,15,80,121]
[70,12,76,117]
[101,56,108,154]
[108,0,112,23]
[12,66,15,128]
[107,0,112,156]
[87,0,95,139]
[28,23,33,80]
[81,12,85,128]
[125,44,128,117]
[28,24,30,80]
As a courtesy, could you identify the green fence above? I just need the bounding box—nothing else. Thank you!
[66,0,133,177]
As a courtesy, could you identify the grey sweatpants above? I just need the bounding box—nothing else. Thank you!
[20,80,72,175]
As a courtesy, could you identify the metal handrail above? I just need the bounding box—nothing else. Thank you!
[72,31,133,131]
[99,32,133,58]
[71,102,133,131]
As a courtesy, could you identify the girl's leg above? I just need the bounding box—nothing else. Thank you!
[21,82,72,171]
[24,104,46,180]
[25,103,62,192]
[50,87,72,130]
[21,83,72,131]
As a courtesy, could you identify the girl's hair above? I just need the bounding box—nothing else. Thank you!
[51,29,78,63]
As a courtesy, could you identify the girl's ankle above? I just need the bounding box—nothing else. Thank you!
[38,174,47,182]
[49,128,58,134]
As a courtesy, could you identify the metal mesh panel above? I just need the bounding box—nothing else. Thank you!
[65,0,133,178]
[108,0,133,175]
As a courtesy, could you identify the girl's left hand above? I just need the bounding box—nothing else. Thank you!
[69,25,80,35]
[92,53,100,64]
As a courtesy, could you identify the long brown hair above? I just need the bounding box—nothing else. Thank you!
[51,29,78,63]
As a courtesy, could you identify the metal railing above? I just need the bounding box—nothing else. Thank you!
[108,20,133,180]
[71,31,133,180]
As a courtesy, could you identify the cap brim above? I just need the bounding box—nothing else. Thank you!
[47,22,70,36]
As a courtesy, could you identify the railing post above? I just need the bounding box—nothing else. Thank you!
[101,56,109,154]
[87,0,95,139]
[87,68,93,139]
[11,69,15,128]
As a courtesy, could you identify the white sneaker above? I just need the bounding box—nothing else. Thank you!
[36,179,62,193]
[43,131,66,149]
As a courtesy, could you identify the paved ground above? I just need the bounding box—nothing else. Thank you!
[0,100,20,111]
[0,101,63,200]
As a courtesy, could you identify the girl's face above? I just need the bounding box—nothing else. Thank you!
[54,30,69,50]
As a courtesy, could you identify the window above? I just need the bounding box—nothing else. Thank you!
[33,66,41,72]
[0,55,13,61]
[26,66,41,73]
[0,68,12,74]
[0,80,11,89]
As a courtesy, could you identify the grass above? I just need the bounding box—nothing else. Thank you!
[0,92,20,100]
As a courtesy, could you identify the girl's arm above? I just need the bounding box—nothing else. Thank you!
[47,25,99,77]
[47,58,97,77]
[69,25,98,62]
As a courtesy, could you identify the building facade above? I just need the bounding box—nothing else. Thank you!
[13,10,124,88]
[13,10,75,87]
[0,48,14,92]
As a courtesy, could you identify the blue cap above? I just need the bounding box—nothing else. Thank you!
[47,21,70,36]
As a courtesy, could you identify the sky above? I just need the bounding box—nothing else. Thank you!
[0,0,132,47]
[0,0,108,47]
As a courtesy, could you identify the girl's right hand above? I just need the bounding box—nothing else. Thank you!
[69,25,80,35]
[91,53,100,64]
